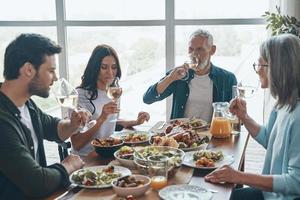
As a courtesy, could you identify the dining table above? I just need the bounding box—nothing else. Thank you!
[45,121,250,200]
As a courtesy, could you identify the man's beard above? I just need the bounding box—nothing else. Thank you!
[28,75,50,98]
[197,58,209,70]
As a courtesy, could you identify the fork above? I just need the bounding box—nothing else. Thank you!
[207,188,218,193]
[55,185,81,200]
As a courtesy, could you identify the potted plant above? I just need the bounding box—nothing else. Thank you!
[263,6,300,38]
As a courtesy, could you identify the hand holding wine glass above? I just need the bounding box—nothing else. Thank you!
[179,54,198,81]
[229,97,248,121]
[107,77,122,122]
[53,78,96,133]
[107,77,122,106]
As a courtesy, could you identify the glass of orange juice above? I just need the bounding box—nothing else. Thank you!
[147,155,168,190]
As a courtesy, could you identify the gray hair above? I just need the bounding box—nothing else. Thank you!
[189,29,214,47]
[260,34,300,112]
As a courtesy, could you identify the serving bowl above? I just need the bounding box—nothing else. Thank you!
[133,146,185,177]
[114,146,135,168]
[112,175,151,197]
[91,137,124,157]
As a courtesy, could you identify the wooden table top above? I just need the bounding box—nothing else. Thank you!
[46,125,249,200]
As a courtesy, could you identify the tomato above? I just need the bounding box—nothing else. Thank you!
[125,195,135,200]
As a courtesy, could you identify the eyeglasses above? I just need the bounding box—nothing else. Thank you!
[253,62,268,73]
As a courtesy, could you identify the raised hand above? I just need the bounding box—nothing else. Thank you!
[229,98,248,121]
[99,101,119,121]
[69,109,90,131]
[135,111,150,125]
[169,65,189,81]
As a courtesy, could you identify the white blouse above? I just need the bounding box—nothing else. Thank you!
[71,88,117,156]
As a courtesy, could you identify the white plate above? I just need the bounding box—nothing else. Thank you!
[70,165,131,189]
[168,118,208,129]
[181,142,209,152]
[159,184,213,200]
[183,151,234,169]
[112,130,150,144]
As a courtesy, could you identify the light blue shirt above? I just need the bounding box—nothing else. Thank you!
[255,102,300,200]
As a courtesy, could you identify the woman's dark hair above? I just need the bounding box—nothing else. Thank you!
[78,44,121,114]
[4,33,61,80]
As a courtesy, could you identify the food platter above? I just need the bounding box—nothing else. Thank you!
[183,150,234,169]
[70,165,131,189]
[112,130,150,145]
[167,118,208,130]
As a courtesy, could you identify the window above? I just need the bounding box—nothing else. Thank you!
[66,0,165,20]
[175,0,268,19]
[0,0,268,122]
[67,26,165,120]
[0,0,55,20]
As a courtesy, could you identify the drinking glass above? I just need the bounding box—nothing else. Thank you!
[107,77,122,122]
[147,155,168,190]
[237,80,259,99]
[230,86,241,135]
[53,78,96,133]
[179,54,198,81]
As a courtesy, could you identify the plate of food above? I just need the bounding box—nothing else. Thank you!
[150,131,210,152]
[112,131,150,145]
[159,184,213,200]
[183,150,234,169]
[166,118,208,131]
[70,165,131,188]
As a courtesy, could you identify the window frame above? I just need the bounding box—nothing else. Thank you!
[0,0,266,119]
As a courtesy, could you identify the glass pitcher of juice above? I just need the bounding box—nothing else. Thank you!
[210,102,232,138]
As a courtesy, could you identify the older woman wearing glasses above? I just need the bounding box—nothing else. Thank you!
[205,34,300,200]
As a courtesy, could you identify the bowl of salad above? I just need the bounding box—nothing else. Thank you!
[114,146,136,168]
[133,146,185,177]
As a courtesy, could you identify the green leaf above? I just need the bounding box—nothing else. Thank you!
[263,6,300,37]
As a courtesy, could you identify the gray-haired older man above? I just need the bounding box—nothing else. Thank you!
[143,29,237,122]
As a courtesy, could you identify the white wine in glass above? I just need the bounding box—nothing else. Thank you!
[237,86,257,99]
[107,87,122,102]
[53,78,96,133]
[180,54,198,81]
[107,77,122,123]
[56,94,78,109]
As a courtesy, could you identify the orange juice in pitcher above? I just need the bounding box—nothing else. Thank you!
[210,102,232,138]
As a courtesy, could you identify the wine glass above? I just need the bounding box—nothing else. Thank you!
[179,54,198,81]
[229,85,241,135]
[107,77,122,122]
[53,78,96,133]
[237,80,259,99]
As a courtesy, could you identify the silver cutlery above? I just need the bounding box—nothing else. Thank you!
[55,185,81,200]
